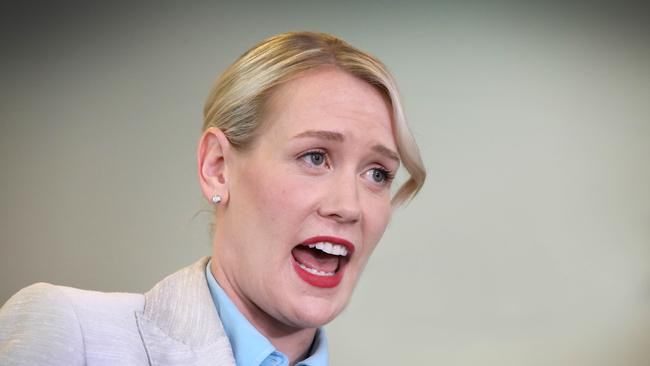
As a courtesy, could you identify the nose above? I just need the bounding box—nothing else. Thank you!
[318,171,362,224]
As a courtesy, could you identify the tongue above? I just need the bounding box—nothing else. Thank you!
[292,246,340,273]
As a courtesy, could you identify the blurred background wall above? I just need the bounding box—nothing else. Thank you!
[1,1,649,365]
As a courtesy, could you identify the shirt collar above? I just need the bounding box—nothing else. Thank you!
[205,260,328,366]
[298,328,328,366]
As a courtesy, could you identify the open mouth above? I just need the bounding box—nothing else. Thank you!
[291,236,354,288]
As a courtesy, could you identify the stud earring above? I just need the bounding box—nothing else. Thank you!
[211,195,222,204]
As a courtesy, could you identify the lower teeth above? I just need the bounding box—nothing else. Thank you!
[298,263,335,277]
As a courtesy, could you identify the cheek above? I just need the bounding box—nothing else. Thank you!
[362,199,392,255]
[240,162,315,233]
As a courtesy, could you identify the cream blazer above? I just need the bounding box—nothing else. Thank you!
[0,257,236,366]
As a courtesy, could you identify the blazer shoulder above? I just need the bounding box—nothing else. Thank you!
[2,282,144,322]
[0,282,86,365]
[0,282,83,321]
[1,282,148,365]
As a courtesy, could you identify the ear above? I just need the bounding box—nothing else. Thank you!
[197,127,232,205]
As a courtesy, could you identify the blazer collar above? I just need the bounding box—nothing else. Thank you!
[135,256,235,366]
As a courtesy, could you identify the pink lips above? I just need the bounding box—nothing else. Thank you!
[292,236,355,288]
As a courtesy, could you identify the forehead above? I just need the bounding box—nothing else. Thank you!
[261,67,395,144]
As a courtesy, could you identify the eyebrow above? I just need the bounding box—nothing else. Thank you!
[293,129,400,163]
[372,144,400,163]
[293,130,344,142]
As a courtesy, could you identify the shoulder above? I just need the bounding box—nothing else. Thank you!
[0,283,145,365]
[1,282,144,322]
[0,282,84,327]
[2,282,68,306]
[0,283,86,365]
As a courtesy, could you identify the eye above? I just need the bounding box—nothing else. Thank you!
[367,167,395,184]
[299,150,330,168]
[308,152,325,166]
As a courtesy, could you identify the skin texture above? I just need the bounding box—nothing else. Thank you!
[198,67,399,364]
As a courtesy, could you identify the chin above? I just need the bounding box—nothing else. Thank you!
[285,294,349,328]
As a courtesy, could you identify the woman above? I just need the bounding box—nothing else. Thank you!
[0,31,425,366]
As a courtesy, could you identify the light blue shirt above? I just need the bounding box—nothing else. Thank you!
[205,261,328,366]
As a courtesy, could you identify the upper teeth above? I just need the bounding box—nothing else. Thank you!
[307,242,349,256]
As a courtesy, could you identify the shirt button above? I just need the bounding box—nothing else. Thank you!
[269,355,281,365]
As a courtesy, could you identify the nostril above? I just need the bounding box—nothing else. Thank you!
[330,208,361,224]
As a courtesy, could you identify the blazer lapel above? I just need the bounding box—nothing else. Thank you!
[135,256,236,366]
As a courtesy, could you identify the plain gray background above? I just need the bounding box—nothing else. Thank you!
[1,1,649,365]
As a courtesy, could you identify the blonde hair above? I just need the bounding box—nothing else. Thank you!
[203,31,425,206]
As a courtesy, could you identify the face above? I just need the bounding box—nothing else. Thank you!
[212,67,399,330]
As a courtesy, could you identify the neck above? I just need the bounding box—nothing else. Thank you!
[209,260,316,365]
